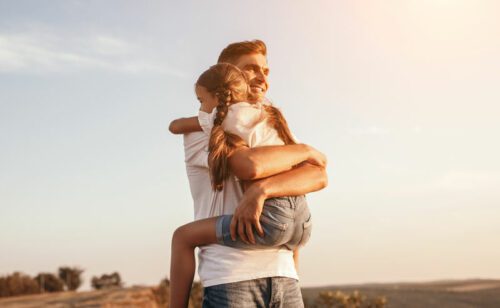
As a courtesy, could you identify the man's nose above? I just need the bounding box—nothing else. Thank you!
[255,69,267,83]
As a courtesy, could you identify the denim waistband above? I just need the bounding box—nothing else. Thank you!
[265,195,306,210]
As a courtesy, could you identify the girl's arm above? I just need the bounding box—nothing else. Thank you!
[168,116,202,135]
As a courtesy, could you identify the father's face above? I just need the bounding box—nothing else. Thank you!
[233,53,269,102]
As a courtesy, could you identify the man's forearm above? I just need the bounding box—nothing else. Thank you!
[250,162,328,199]
[228,144,315,180]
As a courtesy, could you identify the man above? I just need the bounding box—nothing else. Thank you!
[170,40,327,307]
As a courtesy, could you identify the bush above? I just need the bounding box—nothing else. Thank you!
[312,290,387,308]
[152,277,203,308]
[91,272,123,290]
[189,281,203,308]
[0,272,40,298]
[152,277,170,307]
[34,273,65,293]
[58,266,84,291]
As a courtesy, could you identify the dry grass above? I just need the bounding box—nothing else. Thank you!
[0,287,159,308]
[2,279,499,307]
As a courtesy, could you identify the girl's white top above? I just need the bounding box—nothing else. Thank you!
[199,101,288,147]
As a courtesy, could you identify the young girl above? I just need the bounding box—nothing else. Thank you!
[170,63,319,308]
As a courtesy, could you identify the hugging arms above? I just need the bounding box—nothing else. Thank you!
[170,120,328,244]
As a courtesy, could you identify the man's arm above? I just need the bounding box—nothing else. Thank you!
[252,162,328,197]
[169,116,202,134]
[230,162,328,244]
[228,144,327,180]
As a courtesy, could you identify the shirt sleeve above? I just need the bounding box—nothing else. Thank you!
[183,133,210,169]
[198,110,215,135]
[223,102,265,147]
[190,148,209,169]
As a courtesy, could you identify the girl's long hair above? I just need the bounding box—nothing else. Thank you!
[196,63,296,191]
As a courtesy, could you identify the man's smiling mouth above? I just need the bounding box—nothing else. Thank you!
[251,85,266,93]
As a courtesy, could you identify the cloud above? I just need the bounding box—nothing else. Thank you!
[412,125,423,134]
[348,125,390,136]
[432,170,500,192]
[0,32,187,77]
[347,125,427,136]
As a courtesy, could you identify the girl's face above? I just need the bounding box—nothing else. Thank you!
[195,85,218,113]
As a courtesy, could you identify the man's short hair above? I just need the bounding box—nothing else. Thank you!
[217,40,267,64]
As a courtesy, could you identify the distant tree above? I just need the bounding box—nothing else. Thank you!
[189,281,203,308]
[152,277,170,307]
[0,276,6,297]
[58,266,84,291]
[34,273,64,293]
[91,272,123,290]
[0,272,40,298]
[152,277,202,308]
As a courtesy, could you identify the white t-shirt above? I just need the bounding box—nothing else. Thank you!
[182,108,297,287]
[215,101,286,148]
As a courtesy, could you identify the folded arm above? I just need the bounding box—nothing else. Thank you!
[251,162,328,197]
[229,144,327,180]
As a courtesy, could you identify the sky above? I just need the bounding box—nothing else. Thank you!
[1,0,499,290]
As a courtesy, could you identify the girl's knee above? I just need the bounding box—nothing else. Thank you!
[172,224,196,249]
[172,225,187,245]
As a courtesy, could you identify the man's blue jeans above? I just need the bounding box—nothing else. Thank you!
[202,277,304,308]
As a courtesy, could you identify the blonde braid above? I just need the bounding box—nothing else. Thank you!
[263,104,296,145]
[208,88,246,190]
[196,63,249,190]
[213,88,231,126]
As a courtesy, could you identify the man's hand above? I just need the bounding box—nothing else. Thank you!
[230,183,267,244]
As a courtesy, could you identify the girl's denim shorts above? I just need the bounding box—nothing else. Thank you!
[215,195,312,251]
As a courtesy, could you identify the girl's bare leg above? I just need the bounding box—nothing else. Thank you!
[169,217,218,308]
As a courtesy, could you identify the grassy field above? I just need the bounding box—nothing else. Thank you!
[0,286,161,308]
[1,279,499,307]
[302,279,500,308]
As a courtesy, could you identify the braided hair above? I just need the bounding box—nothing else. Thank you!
[263,104,296,146]
[196,64,248,190]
